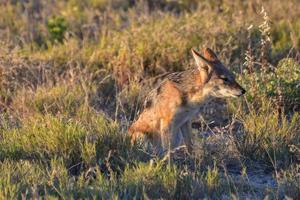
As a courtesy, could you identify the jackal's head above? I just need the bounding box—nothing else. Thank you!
[191,48,246,98]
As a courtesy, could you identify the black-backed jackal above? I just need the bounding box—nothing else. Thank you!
[129,48,246,154]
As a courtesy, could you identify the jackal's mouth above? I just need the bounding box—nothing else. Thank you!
[212,88,246,98]
[231,90,246,97]
[227,93,243,98]
[237,88,246,97]
[228,86,246,97]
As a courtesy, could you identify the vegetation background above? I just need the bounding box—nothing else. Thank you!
[0,0,300,199]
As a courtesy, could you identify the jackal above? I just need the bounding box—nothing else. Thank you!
[128,48,245,154]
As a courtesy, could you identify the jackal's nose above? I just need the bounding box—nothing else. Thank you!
[241,88,246,95]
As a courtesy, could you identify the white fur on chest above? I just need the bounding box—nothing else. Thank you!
[173,105,200,129]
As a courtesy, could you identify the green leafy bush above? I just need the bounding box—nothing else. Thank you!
[238,58,300,110]
[229,58,300,164]
[47,16,68,43]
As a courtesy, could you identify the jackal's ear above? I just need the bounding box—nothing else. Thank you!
[191,49,210,71]
[203,48,218,62]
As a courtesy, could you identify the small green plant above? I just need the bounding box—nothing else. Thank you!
[47,16,67,43]
[205,165,219,188]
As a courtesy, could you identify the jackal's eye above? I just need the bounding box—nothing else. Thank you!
[221,77,229,83]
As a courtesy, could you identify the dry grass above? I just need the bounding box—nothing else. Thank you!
[0,0,300,199]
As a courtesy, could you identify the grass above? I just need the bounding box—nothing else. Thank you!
[0,0,300,199]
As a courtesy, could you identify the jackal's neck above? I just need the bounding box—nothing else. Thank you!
[179,69,212,105]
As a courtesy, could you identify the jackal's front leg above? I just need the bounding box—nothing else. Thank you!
[160,122,184,158]
[180,121,193,153]
[160,128,171,155]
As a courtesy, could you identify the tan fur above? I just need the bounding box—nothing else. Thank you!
[203,48,218,62]
[129,47,245,155]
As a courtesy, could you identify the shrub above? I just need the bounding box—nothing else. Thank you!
[236,58,300,111]
[47,16,68,43]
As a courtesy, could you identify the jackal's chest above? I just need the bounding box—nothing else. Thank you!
[172,105,201,128]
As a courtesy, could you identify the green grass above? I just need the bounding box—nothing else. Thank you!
[0,0,300,199]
